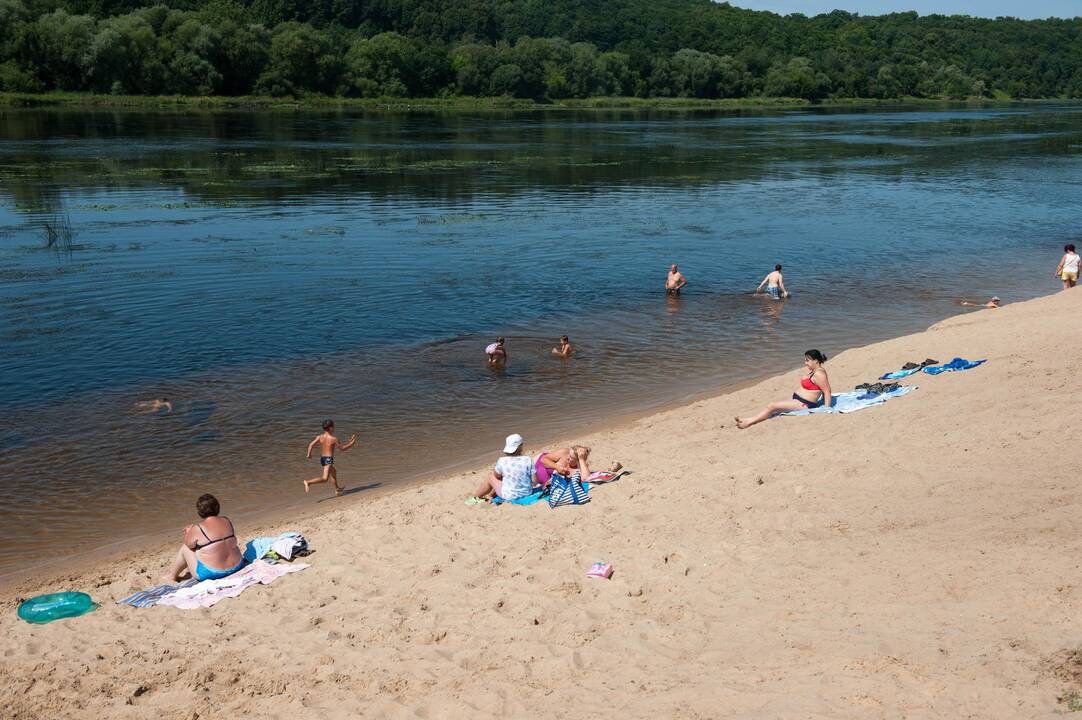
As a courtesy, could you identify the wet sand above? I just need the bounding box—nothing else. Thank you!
[3,290,1082,718]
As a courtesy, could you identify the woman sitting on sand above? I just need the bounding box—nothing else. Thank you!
[735,349,832,429]
[164,494,245,583]
[466,433,535,504]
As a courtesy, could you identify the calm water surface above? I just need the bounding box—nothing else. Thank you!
[0,104,1076,576]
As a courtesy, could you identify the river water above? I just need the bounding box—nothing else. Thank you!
[0,104,1075,577]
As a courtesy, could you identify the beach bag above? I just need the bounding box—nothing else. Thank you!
[548,472,589,508]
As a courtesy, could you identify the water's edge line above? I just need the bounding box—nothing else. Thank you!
[0,366,782,593]
[0,301,995,595]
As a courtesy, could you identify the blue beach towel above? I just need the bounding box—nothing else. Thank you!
[922,357,986,375]
[491,489,546,506]
[490,483,592,506]
[782,385,916,416]
[879,367,922,380]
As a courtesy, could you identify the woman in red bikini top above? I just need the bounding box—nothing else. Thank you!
[736,349,832,429]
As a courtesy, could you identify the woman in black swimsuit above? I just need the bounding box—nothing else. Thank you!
[163,494,245,583]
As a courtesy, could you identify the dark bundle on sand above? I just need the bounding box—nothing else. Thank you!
[900,358,939,371]
[854,381,900,395]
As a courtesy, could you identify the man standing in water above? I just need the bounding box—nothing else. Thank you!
[666,264,687,295]
[756,264,789,300]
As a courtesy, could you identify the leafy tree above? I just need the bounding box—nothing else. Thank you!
[216,20,268,95]
[670,48,726,98]
[764,57,830,99]
[450,42,499,95]
[595,50,633,96]
[24,10,96,90]
[489,62,522,96]
[4,0,1082,100]
[166,17,222,94]
[84,12,166,94]
[254,21,339,96]
[346,32,412,97]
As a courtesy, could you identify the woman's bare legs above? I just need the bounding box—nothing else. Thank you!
[163,544,198,583]
[735,398,809,429]
[469,472,502,500]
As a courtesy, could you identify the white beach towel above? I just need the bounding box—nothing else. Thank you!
[156,559,308,609]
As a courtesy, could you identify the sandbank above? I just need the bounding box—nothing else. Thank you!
[3,289,1081,719]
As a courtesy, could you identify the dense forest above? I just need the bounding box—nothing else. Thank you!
[1,0,1081,101]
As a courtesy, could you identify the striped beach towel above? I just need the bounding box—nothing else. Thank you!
[116,579,198,608]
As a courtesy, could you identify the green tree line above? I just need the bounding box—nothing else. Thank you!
[2,0,1081,100]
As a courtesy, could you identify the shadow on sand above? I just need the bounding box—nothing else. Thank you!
[317,482,383,503]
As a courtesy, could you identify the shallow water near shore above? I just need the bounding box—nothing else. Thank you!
[0,103,1076,577]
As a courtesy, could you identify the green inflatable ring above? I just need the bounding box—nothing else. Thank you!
[17,592,98,624]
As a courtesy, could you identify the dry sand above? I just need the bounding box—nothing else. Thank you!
[3,290,1082,719]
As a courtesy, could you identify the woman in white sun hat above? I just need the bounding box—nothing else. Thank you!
[465,433,535,504]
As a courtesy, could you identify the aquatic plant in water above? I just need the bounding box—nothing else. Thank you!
[41,215,75,256]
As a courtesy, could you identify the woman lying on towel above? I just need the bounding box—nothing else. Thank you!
[534,445,622,487]
[736,349,833,429]
[163,493,245,583]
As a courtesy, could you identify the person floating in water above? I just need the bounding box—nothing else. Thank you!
[486,337,507,367]
[132,398,172,414]
[756,264,789,300]
[304,419,357,496]
[1055,243,1080,290]
[961,296,1001,309]
[665,264,687,295]
[552,335,574,358]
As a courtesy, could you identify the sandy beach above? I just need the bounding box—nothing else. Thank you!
[3,289,1081,719]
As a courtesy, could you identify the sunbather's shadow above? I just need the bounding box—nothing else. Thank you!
[317,482,382,503]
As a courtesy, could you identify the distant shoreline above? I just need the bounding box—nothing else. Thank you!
[1,92,1062,113]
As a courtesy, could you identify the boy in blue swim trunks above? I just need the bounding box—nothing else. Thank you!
[304,419,358,496]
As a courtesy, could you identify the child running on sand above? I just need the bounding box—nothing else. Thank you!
[304,419,358,496]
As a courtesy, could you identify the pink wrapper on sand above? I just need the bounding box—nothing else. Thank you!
[586,562,613,579]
